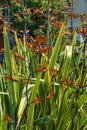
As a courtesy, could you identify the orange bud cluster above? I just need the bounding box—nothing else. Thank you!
[26,36,52,54]
[80,27,87,36]
[4,114,12,122]
[5,74,17,82]
[61,79,84,89]
[14,52,25,61]
[31,93,54,105]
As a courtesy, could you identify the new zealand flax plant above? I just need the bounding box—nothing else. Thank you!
[0,21,87,130]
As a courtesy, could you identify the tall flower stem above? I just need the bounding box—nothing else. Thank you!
[47,0,51,62]
[71,0,73,29]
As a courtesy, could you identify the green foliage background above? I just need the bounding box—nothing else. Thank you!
[0,0,87,130]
